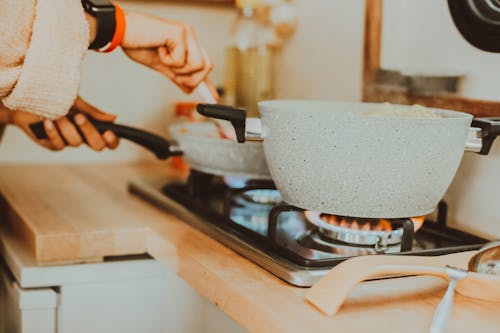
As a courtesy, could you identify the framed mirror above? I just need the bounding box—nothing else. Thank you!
[363,0,500,116]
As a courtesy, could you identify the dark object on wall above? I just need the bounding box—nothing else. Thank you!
[448,0,500,52]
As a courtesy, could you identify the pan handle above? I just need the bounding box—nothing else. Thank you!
[196,104,247,143]
[467,118,500,155]
[29,118,182,160]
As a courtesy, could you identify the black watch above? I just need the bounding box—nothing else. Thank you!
[81,0,116,50]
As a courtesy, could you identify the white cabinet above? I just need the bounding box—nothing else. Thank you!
[0,262,57,333]
[57,273,204,333]
[0,233,247,333]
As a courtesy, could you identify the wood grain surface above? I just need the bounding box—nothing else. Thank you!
[0,163,498,333]
[0,163,173,264]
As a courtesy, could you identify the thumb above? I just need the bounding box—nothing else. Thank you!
[73,97,117,122]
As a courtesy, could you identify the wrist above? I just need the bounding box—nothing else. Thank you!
[83,1,125,53]
[85,12,98,45]
[82,0,116,50]
[101,4,126,53]
[0,105,12,125]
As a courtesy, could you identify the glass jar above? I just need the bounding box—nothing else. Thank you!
[225,0,275,117]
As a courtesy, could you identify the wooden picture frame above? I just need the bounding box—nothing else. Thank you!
[362,0,500,117]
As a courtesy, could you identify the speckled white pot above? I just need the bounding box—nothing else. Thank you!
[258,101,473,218]
[170,122,271,179]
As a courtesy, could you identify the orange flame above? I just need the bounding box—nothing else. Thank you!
[318,214,425,232]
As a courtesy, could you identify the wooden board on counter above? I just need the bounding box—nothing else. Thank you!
[0,163,499,333]
[0,163,179,264]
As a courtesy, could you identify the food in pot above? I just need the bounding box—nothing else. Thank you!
[363,103,443,118]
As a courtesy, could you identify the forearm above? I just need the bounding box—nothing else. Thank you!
[2,0,89,119]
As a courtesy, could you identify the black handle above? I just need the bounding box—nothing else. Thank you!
[196,104,247,143]
[471,118,500,155]
[29,118,182,160]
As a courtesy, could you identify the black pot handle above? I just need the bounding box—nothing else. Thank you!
[196,104,247,143]
[29,118,182,160]
[471,118,500,155]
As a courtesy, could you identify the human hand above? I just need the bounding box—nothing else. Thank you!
[121,11,213,94]
[3,97,119,151]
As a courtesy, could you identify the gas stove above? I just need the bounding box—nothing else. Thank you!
[129,170,489,287]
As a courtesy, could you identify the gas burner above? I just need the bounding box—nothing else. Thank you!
[298,230,406,256]
[240,189,282,205]
[223,176,248,189]
[129,172,490,287]
[304,212,425,251]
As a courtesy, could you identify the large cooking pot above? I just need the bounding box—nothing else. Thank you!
[197,101,500,218]
[30,117,271,179]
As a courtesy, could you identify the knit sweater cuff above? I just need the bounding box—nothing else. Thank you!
[3,0,89,120]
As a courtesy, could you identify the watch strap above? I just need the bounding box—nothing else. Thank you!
[100,4,125,53]
[82,0,116,50]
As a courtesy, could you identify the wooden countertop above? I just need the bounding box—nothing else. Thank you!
[0,163,498,333]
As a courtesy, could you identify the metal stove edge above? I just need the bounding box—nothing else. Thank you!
[128,176,326,287]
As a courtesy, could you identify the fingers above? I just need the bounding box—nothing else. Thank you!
[166,25,205,75]
[55,117,83,147]
[155,24,212,92]
[174,48,213,92]
[9,103,119,152]
[72,97,120,150]
[73,97,117,122]
[103,130,119,149]
[120,13,213,94]
[74,114,106,151]
[158,26,187,67]
[43,120,65,151]
[48,115,118,151]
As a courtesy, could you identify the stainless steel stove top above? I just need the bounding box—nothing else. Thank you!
[128,172,488,287]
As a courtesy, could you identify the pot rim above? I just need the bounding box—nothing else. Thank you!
[258,100,473,120]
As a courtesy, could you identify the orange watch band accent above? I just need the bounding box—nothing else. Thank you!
[101,3,126,53]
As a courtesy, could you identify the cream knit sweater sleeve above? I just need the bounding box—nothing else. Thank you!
[0,0,89,119]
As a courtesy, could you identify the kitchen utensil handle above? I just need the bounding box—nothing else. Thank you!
[29,119,182,160]
[470,118,500,155]
[193,80,218,104]
[429,266,468,333]
[196,104,247,143]
[305,254,457,317]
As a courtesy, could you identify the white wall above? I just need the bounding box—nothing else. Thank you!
[381,0,500,101]
[381,0,500,238]
[0,0,365,163]
[274,0,364,100]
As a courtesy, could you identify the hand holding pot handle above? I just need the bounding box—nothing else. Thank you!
[30,118,181,160]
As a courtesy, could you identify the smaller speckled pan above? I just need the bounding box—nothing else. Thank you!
[170,122,271,179]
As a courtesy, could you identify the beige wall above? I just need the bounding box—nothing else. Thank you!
[0,0,365,163]
[381,0,500,238]
[382,0,500,101]
[2,0,497,238]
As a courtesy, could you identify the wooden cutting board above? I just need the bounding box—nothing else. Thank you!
[0,163,178,264]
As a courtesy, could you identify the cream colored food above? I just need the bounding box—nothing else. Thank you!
[364,103,443,118]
